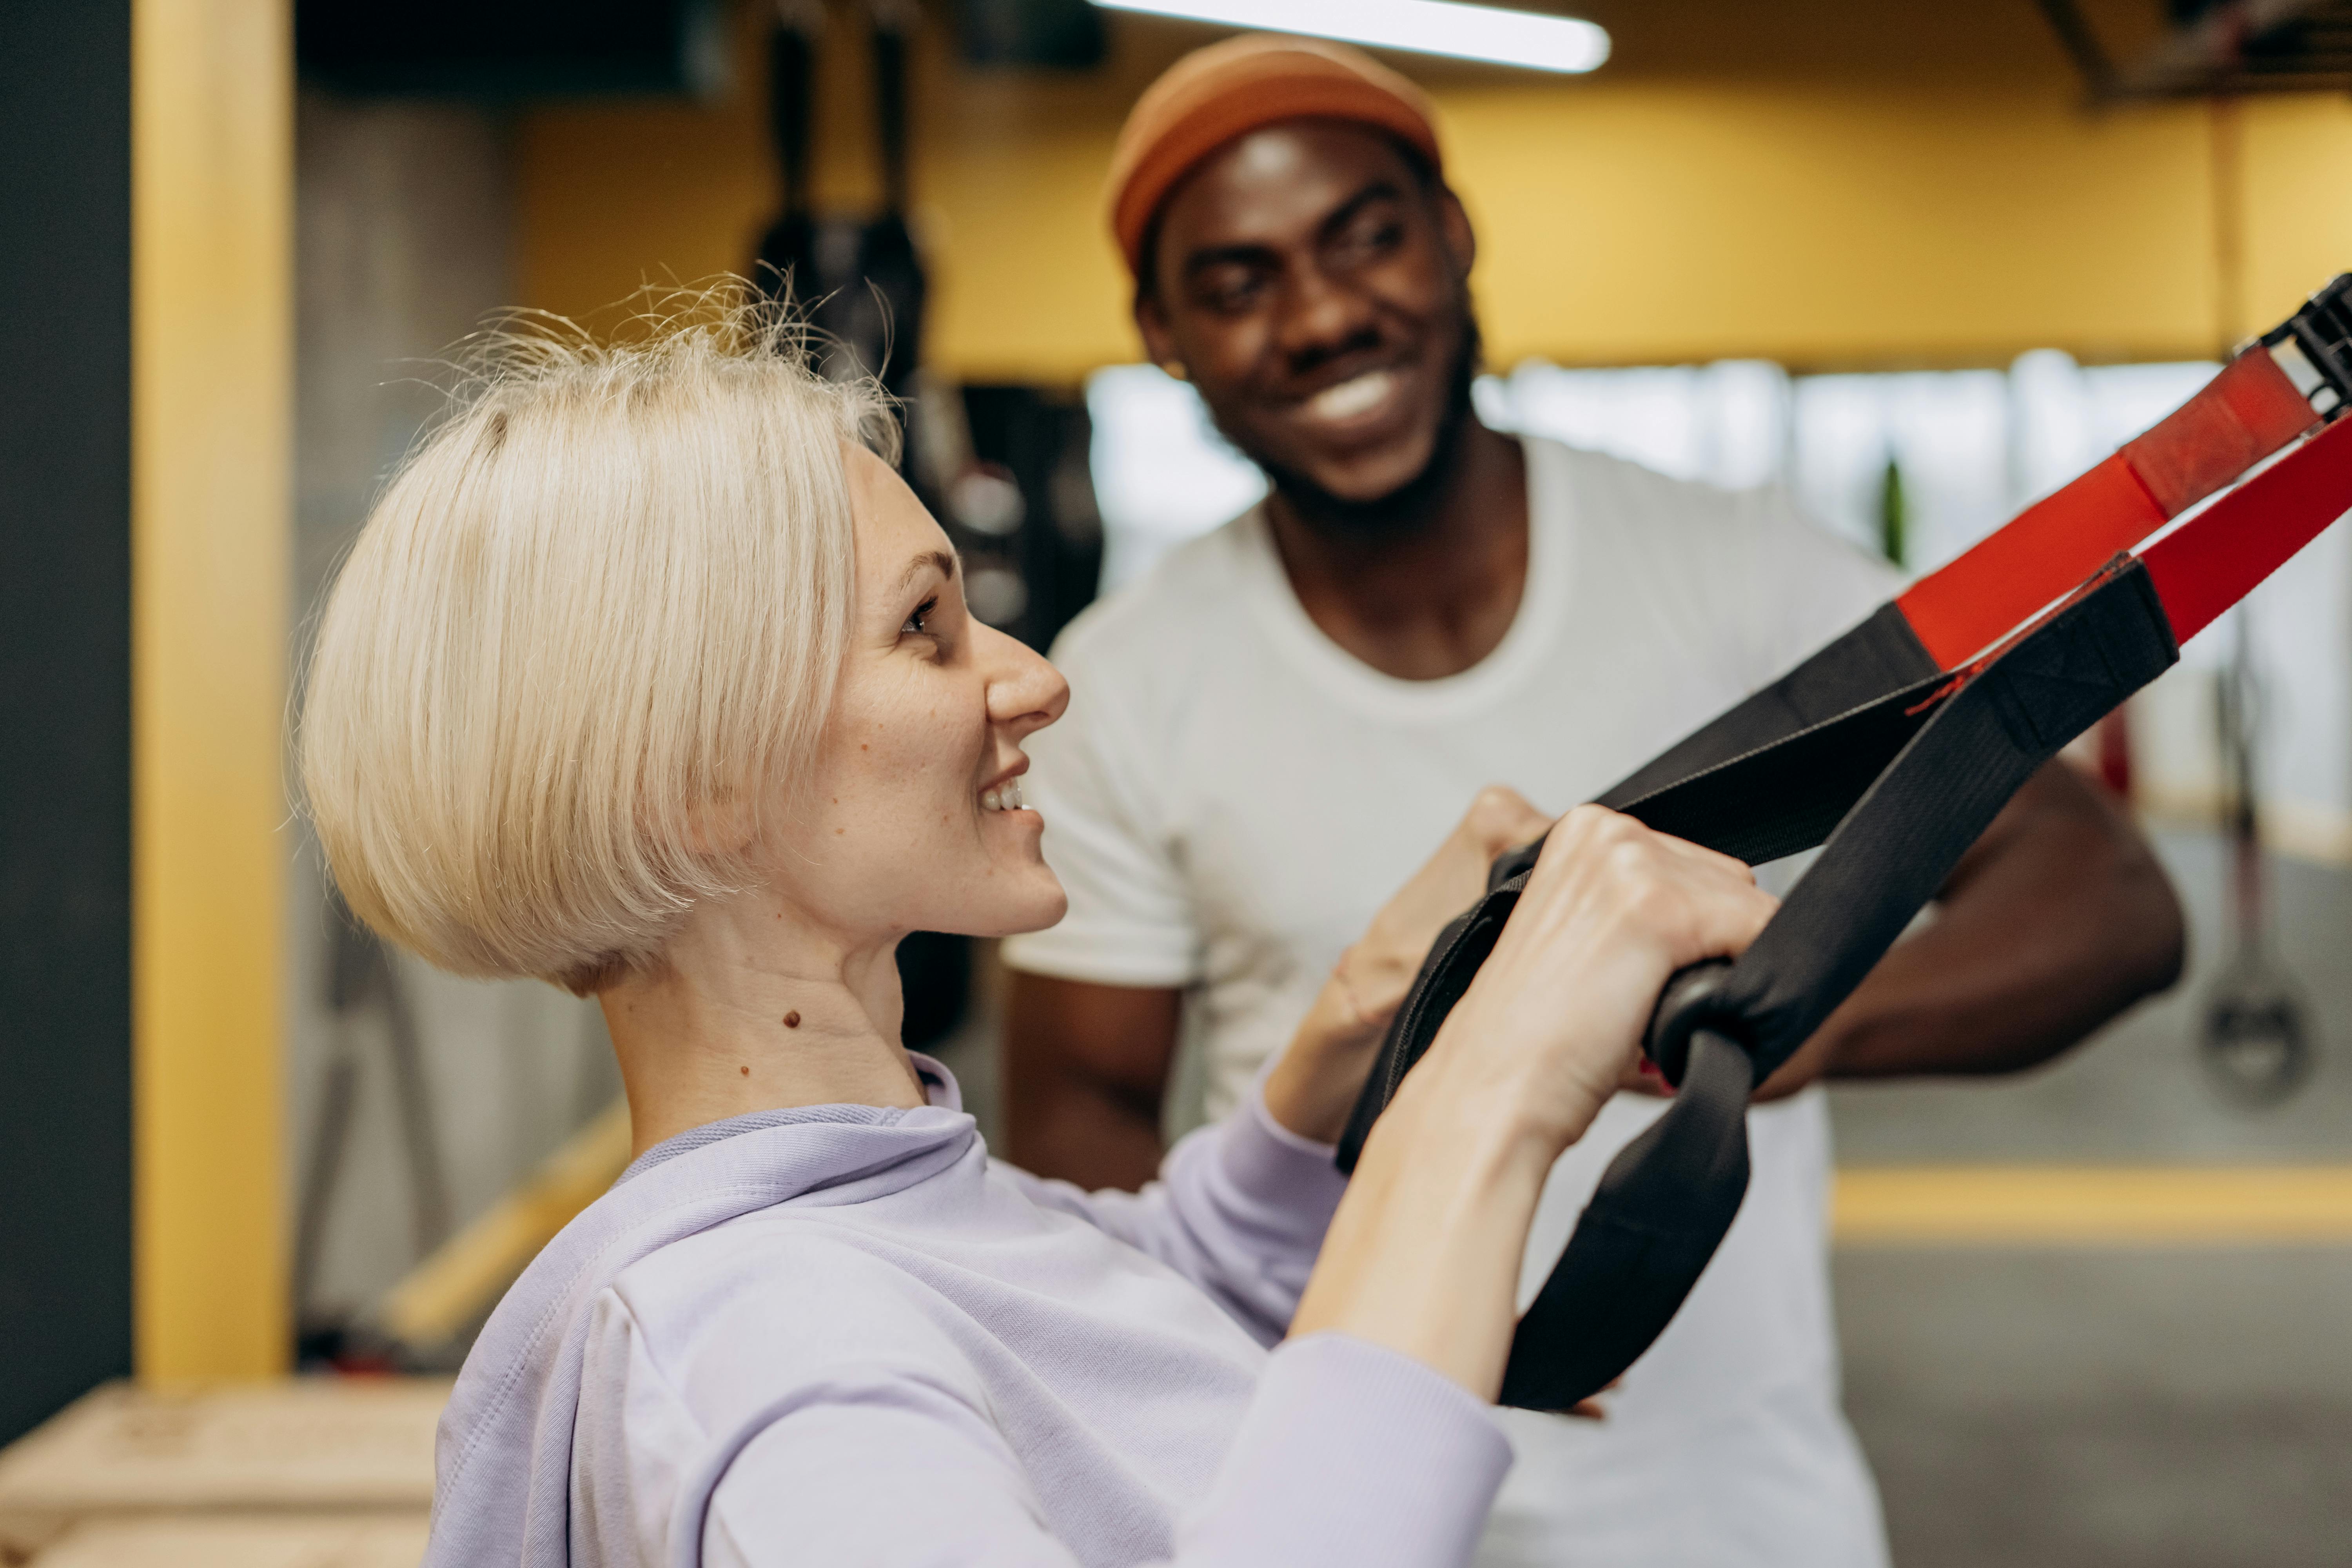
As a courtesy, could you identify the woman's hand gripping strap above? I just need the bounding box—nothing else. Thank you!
[1502,565,2181,1411]
[1335,831,1548,1173]
[1336,563,2183,1410]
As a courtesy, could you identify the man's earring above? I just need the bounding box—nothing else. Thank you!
[1161,360,1187,381]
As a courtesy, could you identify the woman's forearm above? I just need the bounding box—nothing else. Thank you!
[1288,1044,1558,1401]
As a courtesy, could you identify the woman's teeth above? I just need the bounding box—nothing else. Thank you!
[1306,369,1395,423]
[982,779,1026,813]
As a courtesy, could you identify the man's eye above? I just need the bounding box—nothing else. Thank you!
[1336,218,1402,263]
[904,597,938,637]
[1198,270,1263,312]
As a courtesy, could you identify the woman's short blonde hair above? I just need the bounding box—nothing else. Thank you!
[300,290,895,995]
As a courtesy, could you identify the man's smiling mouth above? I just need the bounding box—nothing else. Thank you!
[1302,369,1397,425]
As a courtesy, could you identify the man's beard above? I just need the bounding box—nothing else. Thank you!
[1220,312,1484,542]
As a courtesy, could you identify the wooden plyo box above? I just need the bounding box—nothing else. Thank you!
[0,1379,445,1564]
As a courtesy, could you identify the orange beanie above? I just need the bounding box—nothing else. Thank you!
[1105,33,1443,275]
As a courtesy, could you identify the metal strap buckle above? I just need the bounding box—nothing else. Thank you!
[2261,272,2352,419]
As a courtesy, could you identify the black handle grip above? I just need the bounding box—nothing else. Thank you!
[1644,957,1738,1087]
[1488,835,1544,893]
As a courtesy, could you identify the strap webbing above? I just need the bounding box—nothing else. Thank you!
[1335,279,2352,1415]
[1896,348,2317,666]
[1565,332,2328,818]
[2147,412,2352,642]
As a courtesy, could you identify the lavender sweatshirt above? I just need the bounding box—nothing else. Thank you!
[422,1056,1513,1568]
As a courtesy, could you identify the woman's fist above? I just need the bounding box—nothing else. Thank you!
[1412,806,1777,1160]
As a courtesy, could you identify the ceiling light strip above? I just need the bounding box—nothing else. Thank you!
[1090,0,1612,75]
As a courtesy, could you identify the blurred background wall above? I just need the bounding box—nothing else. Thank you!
[286,94,624,1339]
[515,2,2352,376]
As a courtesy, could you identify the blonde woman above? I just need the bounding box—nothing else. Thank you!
[301,299,1775,1568]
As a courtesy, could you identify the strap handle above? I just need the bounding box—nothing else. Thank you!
[1338,561,2179,1410]
[1501,1027,1751,1409]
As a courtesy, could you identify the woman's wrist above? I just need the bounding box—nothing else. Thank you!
[1265,951,1622,1158]
[1383,1024,1579,1188]
[1285,967,1625,1401]
[1290,1068,1556,1399]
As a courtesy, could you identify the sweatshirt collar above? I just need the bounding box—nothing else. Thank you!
[616,1052,963,1184]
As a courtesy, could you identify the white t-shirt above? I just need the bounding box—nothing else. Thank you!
[1003,436,1899,1568]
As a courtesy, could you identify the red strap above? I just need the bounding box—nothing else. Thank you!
[1898,455,2163,667]
[1895,350,2318,668]
[2124,349,2320,514]
[2145,412,2352,644]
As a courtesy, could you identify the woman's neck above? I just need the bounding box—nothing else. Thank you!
[600,889,928,1159]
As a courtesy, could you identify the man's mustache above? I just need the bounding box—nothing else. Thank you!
[1213,304,1484,538]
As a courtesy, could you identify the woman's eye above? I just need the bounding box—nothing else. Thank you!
[904,597,938,637]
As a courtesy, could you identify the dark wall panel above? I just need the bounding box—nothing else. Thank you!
[0,0,134,1445]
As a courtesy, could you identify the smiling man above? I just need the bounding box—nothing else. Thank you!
[999,34,2183,1568]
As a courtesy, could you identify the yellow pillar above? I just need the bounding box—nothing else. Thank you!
[131,0,293,1381]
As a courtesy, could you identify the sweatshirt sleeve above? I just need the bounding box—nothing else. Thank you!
[701,1332,1511,1568]
[995,1078,1349,1344]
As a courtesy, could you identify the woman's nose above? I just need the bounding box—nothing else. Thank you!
[981,622,1070,735]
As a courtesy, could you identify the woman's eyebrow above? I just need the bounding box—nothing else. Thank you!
[897,549,958,594]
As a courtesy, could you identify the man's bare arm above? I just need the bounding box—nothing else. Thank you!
[1004,975,1182,1191]
[1759,758,2185,1097]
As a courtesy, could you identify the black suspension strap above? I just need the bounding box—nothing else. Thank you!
[1336,276,2352,1414]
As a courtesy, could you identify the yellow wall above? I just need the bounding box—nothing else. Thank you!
[519,4,2352,383]
[1453,86,2348,370]
[132,0,293,1381]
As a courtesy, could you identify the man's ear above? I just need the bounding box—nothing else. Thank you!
[1134,287,1180,372]
[1437,187,1477,281]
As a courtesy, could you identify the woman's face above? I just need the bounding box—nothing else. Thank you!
[762,446,1070,945]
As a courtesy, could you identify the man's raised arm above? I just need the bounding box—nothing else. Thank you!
[1760,757,2185,1097]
